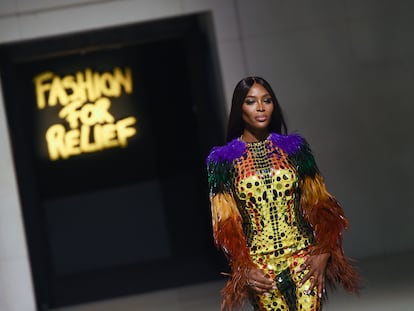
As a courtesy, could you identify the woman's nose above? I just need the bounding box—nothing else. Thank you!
[256,101,265,111]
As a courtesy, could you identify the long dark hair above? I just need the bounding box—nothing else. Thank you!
[226,76,288,142]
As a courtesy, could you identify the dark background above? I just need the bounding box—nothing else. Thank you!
[0,13,227,310]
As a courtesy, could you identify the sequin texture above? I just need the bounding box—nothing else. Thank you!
[206,133,360,311]
[232,138,318,311]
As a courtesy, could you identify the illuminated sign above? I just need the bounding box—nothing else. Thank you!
[33,67,137,160]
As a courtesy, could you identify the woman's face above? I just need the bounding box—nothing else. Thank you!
[242,83,274,134]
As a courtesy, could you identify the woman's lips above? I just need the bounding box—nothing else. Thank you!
[256,116,267,122]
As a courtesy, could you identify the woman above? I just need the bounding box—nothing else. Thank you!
[206,77,360,311]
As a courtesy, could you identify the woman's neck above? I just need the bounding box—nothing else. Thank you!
[241,130,270,143]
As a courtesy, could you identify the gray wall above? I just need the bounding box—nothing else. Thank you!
[0,0,413,310]
[234,1,414,259]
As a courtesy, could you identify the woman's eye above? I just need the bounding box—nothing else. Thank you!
[245,99,255,105]
[264,98,273,104]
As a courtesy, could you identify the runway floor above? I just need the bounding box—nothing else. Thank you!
[55,250,414,311]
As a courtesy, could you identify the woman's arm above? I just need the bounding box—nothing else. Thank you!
[207,148,257,310]
[293,136,361,294]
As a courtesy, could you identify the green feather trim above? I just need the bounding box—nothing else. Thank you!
[289,137,319,179]
[207,160,233,196]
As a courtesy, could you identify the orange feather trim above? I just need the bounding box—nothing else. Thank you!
[300,175,361,293]
[210,193,256,310]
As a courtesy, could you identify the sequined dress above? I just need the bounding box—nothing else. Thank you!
[206,133,360,311]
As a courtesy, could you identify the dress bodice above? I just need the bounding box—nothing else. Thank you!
[231,138,312,258]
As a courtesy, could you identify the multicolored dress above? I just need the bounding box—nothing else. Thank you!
[206,133,359,311]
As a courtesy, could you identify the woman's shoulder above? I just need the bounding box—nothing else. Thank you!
[206,137,246,165]
[270,132,319,177]
[268,132,309,155]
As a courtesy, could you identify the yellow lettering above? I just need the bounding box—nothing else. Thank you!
[62,75,86,104]
[49,76,69,107]
[116,117,137,147]
[80,124,101,152]
[101,123,119,148]
[76,68,97,102]
[39,67,137,160]
[45,118,137,160]
[93,124,103,148]
[93,97,115,123]
[34,67,133,109]
[99,72,118,97]
[45,125,83,160]
[59,98,115,128]
[65,129,81,157]
[79,103,97,126]
[93,72,102,100]
[45,124,67,160]
[59,100,82,128]
[33,71,54,109]
[114,67,133,94]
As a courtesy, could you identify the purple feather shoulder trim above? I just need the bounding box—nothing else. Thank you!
[206,133,305,164]
[206,138,246,164]
[268,132,303,155]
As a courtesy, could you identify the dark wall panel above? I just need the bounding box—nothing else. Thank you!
[0,13,227,309]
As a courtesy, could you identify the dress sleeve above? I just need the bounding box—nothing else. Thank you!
[292,136,361,293]
[206,149,256,310]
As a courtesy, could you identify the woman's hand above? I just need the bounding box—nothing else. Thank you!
[298,253,330,297]
[246,268,276,295]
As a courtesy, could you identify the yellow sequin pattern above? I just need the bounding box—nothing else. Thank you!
[232,139,318,310]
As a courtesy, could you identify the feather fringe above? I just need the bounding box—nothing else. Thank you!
[210,193,256,310]
[326,246,362,293]
[207,160,232,195]
[286,134,319,179]
[300,175,361,293]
